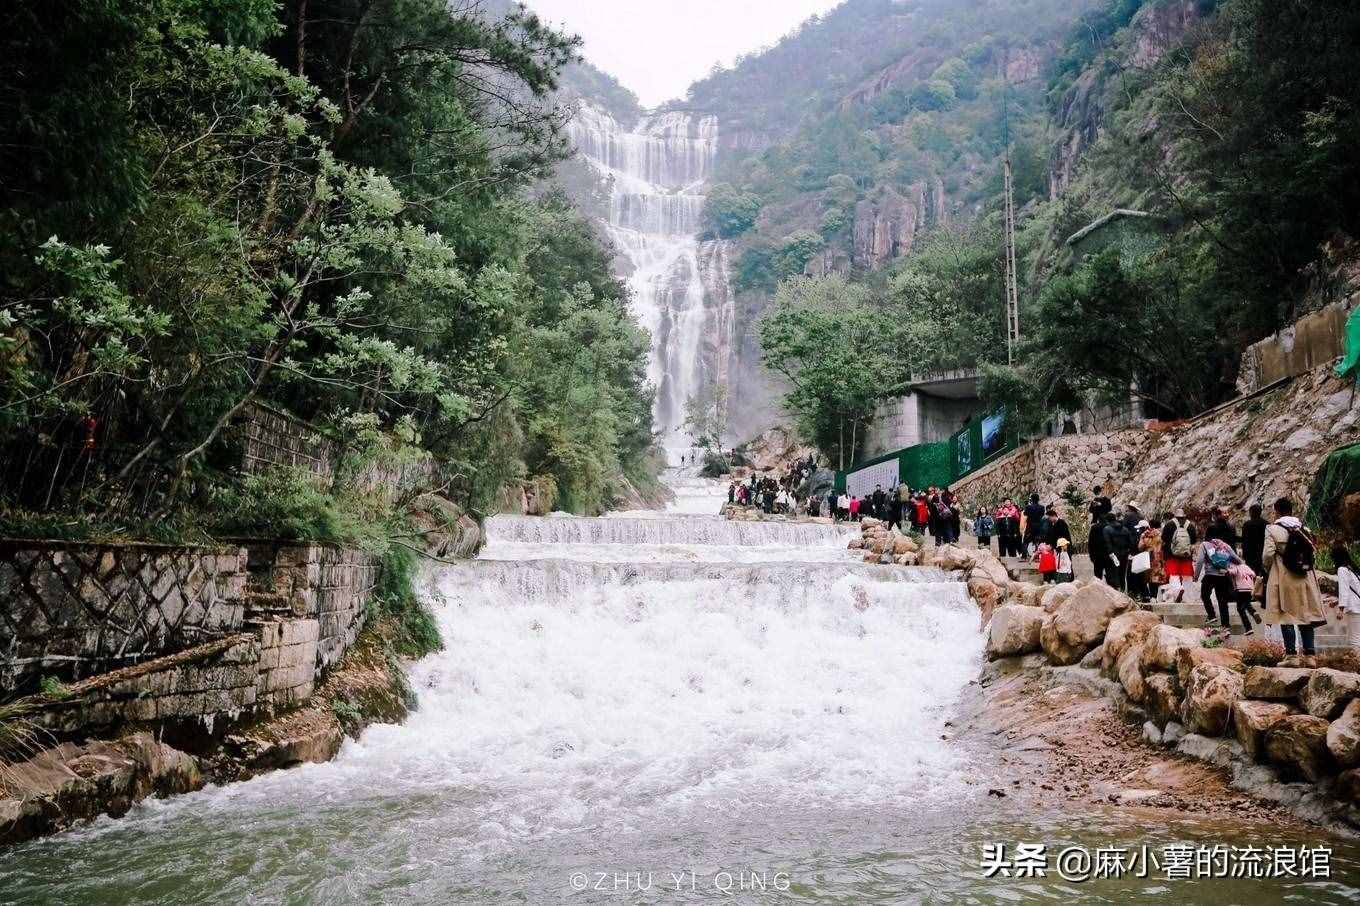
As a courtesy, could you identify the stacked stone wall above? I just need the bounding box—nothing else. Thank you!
[952,363,1360,521]
[0,541,247,694]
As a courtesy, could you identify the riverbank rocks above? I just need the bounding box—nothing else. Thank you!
[1119,646,1147,702]
[1327,700,1360,768]
[1243,666,1315,700]
[1140,625,1204,673]
[1302,669,1360,719]
[1039,582,1134,666]
[1233,700,1297,760]
[0,733,202,845]
[1039,582,1079,614]
[1145,673,1183,727]
[893,534,920,555]
[1006,581,1043,608]
[1102,610,1163,674]
[1181,664,1244,737]
[987,605,1045,659]
[933,544,978,571]
[1265,715,1334,782]
[969,578,1003,624]
[1175,647,1245,689]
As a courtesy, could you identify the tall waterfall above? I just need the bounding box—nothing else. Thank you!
[567,105,734,459]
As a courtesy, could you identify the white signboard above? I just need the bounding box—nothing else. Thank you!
[845,458,899,499]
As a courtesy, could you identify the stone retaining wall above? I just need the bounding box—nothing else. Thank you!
[0,541,248,694]
[951,362,1360,519]
[3,539,379,736]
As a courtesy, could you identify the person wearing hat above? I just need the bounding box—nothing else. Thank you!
[1122,501,1143,533]
[1161,509,1199,602]
[1137,517,1166,603]
[1054,537,1074,583]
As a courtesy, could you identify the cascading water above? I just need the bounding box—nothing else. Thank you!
[2,471,990,903]
[566,105,733,461]
[10,471,1360,903]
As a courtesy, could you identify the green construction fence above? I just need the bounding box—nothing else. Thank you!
[834,407,1016,492]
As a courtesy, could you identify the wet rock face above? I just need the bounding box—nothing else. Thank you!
[1144,672,1183,728]
[0,733,202,845]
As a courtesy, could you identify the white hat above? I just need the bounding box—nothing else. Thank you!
[1128,501,1142,512]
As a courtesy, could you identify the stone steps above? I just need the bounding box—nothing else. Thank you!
[1149,602,1350,649]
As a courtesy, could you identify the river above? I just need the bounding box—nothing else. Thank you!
[4,470,1360,903]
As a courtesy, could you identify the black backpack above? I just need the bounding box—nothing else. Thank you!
[1281,527,1315,576]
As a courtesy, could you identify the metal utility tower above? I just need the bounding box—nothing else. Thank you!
[1001,51,1020,364]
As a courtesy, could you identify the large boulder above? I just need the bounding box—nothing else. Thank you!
[1118,645,1147,702]
[933,544,978,571]
[1040,583,1136,666]
[969,556,1010,587]
[1232,700,1296,761]
[860,517,883,530]
[1327,699,1360,768]
[1180,664,1244,737]
[892,535,919,555]
[986,605,1045,659]
[1145,673,1183,728]
[1039,582,1079,614]
[1243,666,1314,701]
[1140,625,1204,673]
[1007,582,1043,608]
[1301,669,1360,719]
[969,577,1003,625]
[1175,647,1245,690]
[1264,715,1334,782]
[1102,611,1163,673]
[847,538,864,550]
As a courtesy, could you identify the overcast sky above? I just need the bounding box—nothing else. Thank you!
[521,0,846,107]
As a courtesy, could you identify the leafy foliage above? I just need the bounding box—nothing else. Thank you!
[0,0,660,526]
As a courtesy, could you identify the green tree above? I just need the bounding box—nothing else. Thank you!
[701,183,763,239]
[758,276,908,468]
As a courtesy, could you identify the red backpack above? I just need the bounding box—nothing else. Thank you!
[1038,547,1057,573]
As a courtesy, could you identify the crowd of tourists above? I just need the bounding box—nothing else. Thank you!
[726,454,819,515]
[822,482,968,541]
[976,485,1342,658]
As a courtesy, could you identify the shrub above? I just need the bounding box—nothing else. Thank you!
[700,451,730,478]
[370,543,442,658]
[1240,638,1286,667]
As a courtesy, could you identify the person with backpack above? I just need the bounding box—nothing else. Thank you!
[1195,536,1241,629]
[973,508,995,552]
[1332,545,1360,650]
[1227,559,1263,636]
[1262,497,1327,656]
[1161,509,1198,602]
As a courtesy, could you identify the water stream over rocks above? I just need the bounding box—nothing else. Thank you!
[5,470,1360,903]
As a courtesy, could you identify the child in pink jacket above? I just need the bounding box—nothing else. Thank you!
[1227,560,1263,635]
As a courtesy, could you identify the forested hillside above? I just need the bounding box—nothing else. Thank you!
[0,0,662,538]
[715,0,1360,465]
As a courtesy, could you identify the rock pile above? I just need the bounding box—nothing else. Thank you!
[975,567,1360,814]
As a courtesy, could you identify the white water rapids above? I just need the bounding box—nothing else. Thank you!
[11,471,1360,903]
[4,470,994,903]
